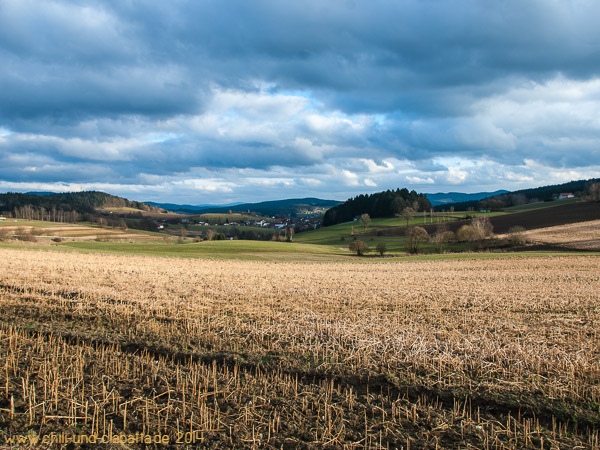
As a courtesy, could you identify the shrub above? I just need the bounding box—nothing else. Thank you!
[508,226,527,246]
[406,226,429,254]
[457,217,494,250]
[432,227,455,254]
[15,227,37,242]
[349,240,369,256]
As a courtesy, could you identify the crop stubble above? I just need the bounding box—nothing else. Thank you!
[0,248,599,449]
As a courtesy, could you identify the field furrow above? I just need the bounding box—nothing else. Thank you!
[0,248,599,449]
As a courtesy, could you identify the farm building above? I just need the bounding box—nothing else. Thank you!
[558,192,575,199]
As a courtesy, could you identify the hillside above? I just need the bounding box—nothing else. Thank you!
[0,191,165,222]
[294,197,600,256]
[441,178,600,211]
[420,200,600,236]
[522,220,600,251]
[323,188,431,226]
[145,201,244,213]
[426,190,508,206]
[488,200,600,234]
[149,197,340,217]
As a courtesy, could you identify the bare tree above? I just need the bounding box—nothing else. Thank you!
[376,242,387,256]
[457,216,494,250]
[457,224,479,250]
[432,224,454,253]
[349,240,370,256]
[359,213,371,232]
[588,182,600,201]
[406,226,429,254]
[400,207,415,226]
[179,227,188,243]
[285,224,294,242]
[472,216,494,239]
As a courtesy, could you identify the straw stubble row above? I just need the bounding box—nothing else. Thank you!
[0,248,599,448]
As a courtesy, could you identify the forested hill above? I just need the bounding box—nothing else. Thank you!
[0,191,163,221]
[148,197,340,216]
[322,188,431,226]
[442,178,600,211]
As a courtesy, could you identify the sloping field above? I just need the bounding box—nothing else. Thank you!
[0,220,159,242]
[523,219,600,250]
[0,248,598,448]
[489,201,600,234]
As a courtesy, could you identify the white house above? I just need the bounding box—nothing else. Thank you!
[558,193,575,200]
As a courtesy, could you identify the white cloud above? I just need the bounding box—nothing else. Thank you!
[406,176,435,185]
[471,76,600,164]
[172,178,235,194]
[341,169,360,186]
[361,159,396,174]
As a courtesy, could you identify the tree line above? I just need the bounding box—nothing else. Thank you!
[323,188,432,227]
[443,178,600,211]
[0,191,163,223]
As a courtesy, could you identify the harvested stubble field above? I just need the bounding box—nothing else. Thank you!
[0,248,599,449]
[522,220,600,251]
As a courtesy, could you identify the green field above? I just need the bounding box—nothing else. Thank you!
[53,239,347,261]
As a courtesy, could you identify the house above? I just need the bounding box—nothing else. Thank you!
[558,193,575,200]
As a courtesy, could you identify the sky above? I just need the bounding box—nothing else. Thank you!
[1,0,600,204]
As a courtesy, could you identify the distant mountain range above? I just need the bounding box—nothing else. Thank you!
[147,190,510,213]
[145,201,244,213]
[146,198,340,216]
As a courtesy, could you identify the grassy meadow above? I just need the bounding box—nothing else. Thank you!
[60,240,345,261]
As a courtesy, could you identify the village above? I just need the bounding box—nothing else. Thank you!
[157,211,324,241]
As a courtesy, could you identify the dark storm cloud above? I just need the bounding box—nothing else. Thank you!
[6,0,600,121]
[0,1,201,126]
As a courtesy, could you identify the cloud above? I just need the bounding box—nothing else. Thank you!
[1,0,600,203]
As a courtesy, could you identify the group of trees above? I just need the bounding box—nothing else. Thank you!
[348,216,499,256]
[349,240,390,256]
[456,216,495,250]
[7,204,82,223]
[323,188,431,226]
[0,191,163,224]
